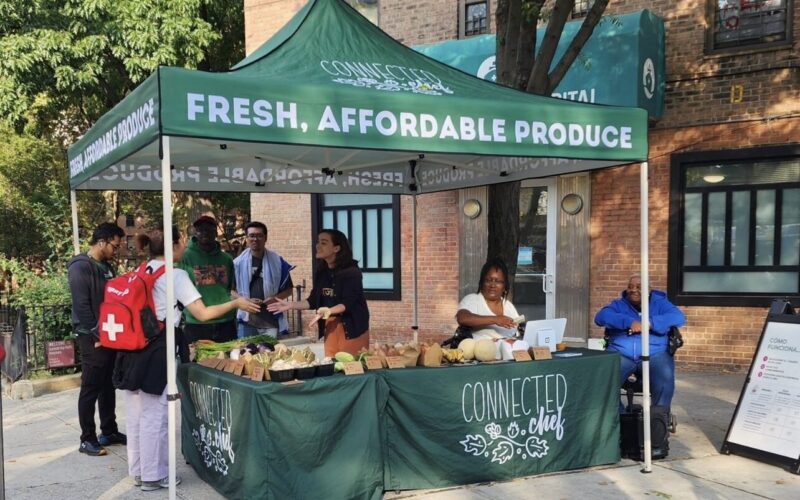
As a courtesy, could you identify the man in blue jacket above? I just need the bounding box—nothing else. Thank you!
[595,274,686,410]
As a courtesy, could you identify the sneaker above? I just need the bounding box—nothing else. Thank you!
[133,476,141,486]
[78,441,107,456]
[141,476,181,491]
[98,432,127,446]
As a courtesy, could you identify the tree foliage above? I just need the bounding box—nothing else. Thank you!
[0,0,244,138]
[0,126,72,260]
[0,0,247,268]
[490,0,609,290]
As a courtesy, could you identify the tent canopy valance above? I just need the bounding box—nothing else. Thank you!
[67,0,647,194]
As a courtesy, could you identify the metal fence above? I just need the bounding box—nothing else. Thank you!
[0,304,73,380]
[0,281,308,380]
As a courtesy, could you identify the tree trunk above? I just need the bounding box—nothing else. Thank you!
[490,0,609,289]
[487,181,520,297]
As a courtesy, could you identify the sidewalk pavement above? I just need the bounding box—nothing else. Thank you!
[2,370,799,499]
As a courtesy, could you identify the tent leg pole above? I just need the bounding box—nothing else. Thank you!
[161,136,178,499]
[412,196,419,344]
[640,161,652,473]
[70,190,80,255]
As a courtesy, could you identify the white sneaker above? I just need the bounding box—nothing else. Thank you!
[141,476,181,491]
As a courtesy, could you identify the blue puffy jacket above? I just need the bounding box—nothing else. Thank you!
[594,289,685,361]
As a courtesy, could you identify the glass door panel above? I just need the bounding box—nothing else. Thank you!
[516,179,556,321]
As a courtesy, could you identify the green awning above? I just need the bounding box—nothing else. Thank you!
[68,0,648,193]
[415,10,665,119]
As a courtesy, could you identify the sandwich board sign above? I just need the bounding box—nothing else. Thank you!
[722,300,800,474]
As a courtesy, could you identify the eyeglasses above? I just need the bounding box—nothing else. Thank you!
[247,233,266,239]
[105,240,120,251]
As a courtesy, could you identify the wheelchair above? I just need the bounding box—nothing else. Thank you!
[607,327,683,434]
[622,370,678,433]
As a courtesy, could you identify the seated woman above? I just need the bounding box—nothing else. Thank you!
[456,257,520,341]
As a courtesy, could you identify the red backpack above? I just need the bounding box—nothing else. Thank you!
[98,263,166,351]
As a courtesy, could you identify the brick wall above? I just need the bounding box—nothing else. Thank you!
[380,0,799,128]
[600,0,800,128]
[244,0,308,54]
[250,192,461,345]
[243,1,800,368]
[590,116,800,371]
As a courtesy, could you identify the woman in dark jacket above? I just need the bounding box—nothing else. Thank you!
[269,229,369,356]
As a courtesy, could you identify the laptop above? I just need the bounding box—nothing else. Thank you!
[523,318,567,352]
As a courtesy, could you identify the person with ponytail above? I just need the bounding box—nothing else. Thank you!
[268,229,369,357]
[113,226,259,491]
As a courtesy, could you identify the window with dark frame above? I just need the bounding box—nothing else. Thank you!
[125,214,135,227]
[459,0,489,38]
[572,0,594,18]
[668,147,800,307]
[312,194,401,300]
[710,0,791,51]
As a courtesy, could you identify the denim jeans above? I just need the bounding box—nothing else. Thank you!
[237,322,278,339]
[618,350,675,410]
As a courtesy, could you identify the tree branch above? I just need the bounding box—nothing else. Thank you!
[527,0,574,94]
[546,0,609,94]
[496,0,521,87]
[513,0,543,90]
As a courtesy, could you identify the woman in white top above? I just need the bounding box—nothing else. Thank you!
[113,226,259,491]
[456,258,520,340]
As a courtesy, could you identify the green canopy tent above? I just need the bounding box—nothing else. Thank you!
[67,0,659,494]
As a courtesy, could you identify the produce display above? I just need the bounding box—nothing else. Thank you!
[473,339,497,362]
[193,336,334,382]
[194,334,277,362]
[196,334,557,382]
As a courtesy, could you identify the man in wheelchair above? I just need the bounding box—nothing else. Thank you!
[594,274,686,413]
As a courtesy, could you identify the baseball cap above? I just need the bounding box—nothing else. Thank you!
[193,215,217,228]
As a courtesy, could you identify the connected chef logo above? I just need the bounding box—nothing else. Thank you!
[189,382,235,475]
[459,373,567,464]
[320,59,454,95]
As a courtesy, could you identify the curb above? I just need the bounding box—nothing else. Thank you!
[8,372,82,399]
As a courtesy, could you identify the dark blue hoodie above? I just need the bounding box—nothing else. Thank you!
[594,289,685,360]
[67,253,114,338]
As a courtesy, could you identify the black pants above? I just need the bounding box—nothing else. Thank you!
[183,321,237,344]
[77,334,118,443]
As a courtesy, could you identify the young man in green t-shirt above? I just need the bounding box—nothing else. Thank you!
[179,215,237,342]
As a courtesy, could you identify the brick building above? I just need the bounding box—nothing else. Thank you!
[244,0,800,370]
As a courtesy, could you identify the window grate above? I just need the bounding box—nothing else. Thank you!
[712,0,789,50]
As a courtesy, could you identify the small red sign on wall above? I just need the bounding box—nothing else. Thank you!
[47,340,76,368]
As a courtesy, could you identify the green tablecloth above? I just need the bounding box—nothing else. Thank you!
[178,349,619,499]
[380,349,620,490]
[177,363,389,500]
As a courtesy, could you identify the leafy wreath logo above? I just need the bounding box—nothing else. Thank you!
[192,426,230,476]
[460,422,549,465]
[330,77,454,96]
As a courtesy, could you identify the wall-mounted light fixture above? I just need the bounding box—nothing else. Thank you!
[463,199,482,219]
[560,193,584,215]
[703,174,725,183]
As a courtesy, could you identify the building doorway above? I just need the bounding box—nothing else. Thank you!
[515,178,557,321]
